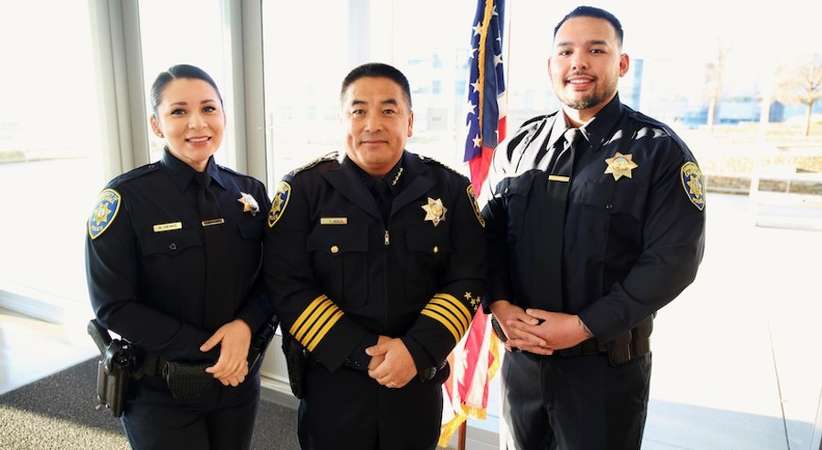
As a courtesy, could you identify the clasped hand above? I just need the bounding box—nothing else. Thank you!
[365,336,417,389]
[200,319,252,387]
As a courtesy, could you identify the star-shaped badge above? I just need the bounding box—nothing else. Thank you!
[237,192,260,216]
[422,197,447,227]
[604,152,638,181]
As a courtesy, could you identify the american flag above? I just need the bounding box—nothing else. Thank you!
[440,0,506,446]
[463,0,507,191]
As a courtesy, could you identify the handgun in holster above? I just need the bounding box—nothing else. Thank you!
[282,332,308,399]
[87,319,137,417]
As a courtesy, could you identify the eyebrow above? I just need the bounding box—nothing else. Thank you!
[556,39,610,47]
[349,99,399,107]
[169,99,218,107]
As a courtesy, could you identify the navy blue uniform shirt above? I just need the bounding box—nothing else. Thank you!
[264,151,487,373]
[85,150,273,364]
[482,95,706,340]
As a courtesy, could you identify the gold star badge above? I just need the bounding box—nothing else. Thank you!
[422,197,447,227]
[237,192,260,215]
[604,152,638,181]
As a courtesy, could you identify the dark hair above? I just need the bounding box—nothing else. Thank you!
[554,6,624,47]
[150,64,223,114]
[340,63,413,108]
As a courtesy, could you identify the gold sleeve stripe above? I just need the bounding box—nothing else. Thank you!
[421,309,461,343]
[429,298,470,331]
[290,295,329,336]
[433,293,473,323]
[424,304,467,336]
[300,303,340,347]
[307,310,345,351]
[293,299,334,342]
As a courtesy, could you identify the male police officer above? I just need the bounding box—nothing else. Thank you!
[265,63,486,450]
[482,7,705,449]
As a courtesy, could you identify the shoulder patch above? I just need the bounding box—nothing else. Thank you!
[88,189,122,240]
[268,181,292,228]
[289,151,339,176]
[680,162,705,211]
[466,185,485,227]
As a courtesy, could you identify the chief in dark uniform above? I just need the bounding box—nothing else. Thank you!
[264,63,487,450]
[85,64,274,450]
[481,7,706,449]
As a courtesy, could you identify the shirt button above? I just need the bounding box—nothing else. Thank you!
[330,245,339,254]
[169,242,177,250]
[433,246,439,254]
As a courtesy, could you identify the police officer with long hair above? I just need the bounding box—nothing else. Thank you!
[85,64,274,449]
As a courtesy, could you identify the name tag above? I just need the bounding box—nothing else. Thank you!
[320,217,348,225]
[548,175,570,183]
[153,222,182,232]
[201,218,225,227]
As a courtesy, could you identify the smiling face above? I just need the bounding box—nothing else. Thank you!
[341,76,413,177]
[549,16,629,122]
[150,78,225,172]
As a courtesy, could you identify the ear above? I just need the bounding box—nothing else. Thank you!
[407,110,414,138]
[618,53,630,77]
[150,115,163,138]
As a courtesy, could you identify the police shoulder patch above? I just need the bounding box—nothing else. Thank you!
[466,185,485,227]
[88,188,122,240]
[680,162,705,211]
[268,181,292,228]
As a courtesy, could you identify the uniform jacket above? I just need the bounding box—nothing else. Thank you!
[482,95,706,340]
[264,151,487,373]
[85,150,273,364]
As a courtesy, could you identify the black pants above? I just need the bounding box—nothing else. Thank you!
[298,363,442,450]
[502,351,652,450]
[122,372,260,450]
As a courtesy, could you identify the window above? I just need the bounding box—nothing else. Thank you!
[0,1,105,317]
[138,0,236,167]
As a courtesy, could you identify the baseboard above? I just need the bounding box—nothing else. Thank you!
[0,288,65,323]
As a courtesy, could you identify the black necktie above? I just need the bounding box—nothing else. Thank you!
[544,128,582,310]
[194,172,232,329]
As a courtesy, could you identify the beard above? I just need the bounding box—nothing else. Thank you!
[555,76,618,111]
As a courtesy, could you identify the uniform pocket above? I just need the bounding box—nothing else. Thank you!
[141,229,201,256]
[306,227,369,308]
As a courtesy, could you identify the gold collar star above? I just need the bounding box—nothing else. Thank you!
[238,192,260,215]
[604,152,638,181]
[422,197,447,227]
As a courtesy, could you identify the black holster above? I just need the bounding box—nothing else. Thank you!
[606,315,653,366]
[282,333,308,399]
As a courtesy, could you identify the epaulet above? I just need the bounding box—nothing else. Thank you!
[107,162,161,188]
[518,113,553,130]
[417,154,463,178]
[625,107,674,138]
[217,164,254,180]
[288,151,340,177]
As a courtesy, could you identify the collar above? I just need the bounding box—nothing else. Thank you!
[547,94,623,151]
[344,153,406,195]
[161,148,227,192]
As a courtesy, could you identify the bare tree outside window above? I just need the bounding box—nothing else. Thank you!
[774,53,822,136]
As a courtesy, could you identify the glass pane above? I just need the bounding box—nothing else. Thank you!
[0,1,105,312]
[138,0,235,167]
